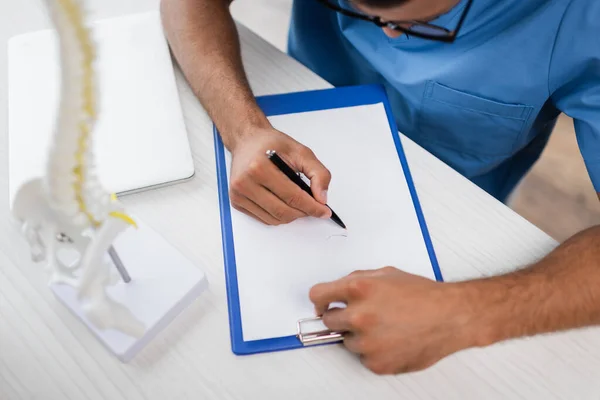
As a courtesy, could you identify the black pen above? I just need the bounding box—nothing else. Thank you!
[266,150,346,229]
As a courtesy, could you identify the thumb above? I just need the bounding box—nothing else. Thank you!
[292,147,332,204]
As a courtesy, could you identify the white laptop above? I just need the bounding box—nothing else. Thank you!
[7,10,195,205]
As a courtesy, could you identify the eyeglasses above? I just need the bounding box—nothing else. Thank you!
[315,0,473,43]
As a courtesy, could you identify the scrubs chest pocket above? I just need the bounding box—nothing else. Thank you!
[417,81,534,157]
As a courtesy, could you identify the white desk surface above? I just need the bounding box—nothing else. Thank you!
[2,1,599,399]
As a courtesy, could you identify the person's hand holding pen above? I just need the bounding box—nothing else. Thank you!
[228,126,333,225]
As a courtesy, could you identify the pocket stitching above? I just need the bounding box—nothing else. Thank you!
[417,81,534,157]
[511,105,534,153]
[428,97,533,121]
[425,81,533,119]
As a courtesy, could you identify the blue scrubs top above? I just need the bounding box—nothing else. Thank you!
[287,0,600,202]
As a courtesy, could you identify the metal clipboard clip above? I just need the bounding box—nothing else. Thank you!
[296,316,344,346]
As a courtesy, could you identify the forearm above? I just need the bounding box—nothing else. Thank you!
[463,225,600,347]
[160,0,270,150]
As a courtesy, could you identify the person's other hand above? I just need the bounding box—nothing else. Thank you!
[229,127,332,225]
[309,267,478,375]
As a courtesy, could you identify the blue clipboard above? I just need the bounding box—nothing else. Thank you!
[213,84,443,356]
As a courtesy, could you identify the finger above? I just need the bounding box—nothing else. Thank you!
[232,196,280,226]
[289,147,332,204]
[237,177,306,223]
[250,185,306,223]
[342,332,364,354]
[235,205,271,225]
[348,269,381,278]
[322,307,353,332]
[309,279,353,315]
[261,162,331,219]
[373,266,401,276]
[360,355,394,375]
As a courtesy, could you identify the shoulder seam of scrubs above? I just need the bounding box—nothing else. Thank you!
[547,0,576,98]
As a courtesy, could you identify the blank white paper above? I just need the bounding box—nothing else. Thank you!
[224,103,437,342]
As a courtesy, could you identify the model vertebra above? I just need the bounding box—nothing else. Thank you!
[11,0,145,338]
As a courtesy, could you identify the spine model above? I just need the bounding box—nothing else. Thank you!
[11,0,145,338]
